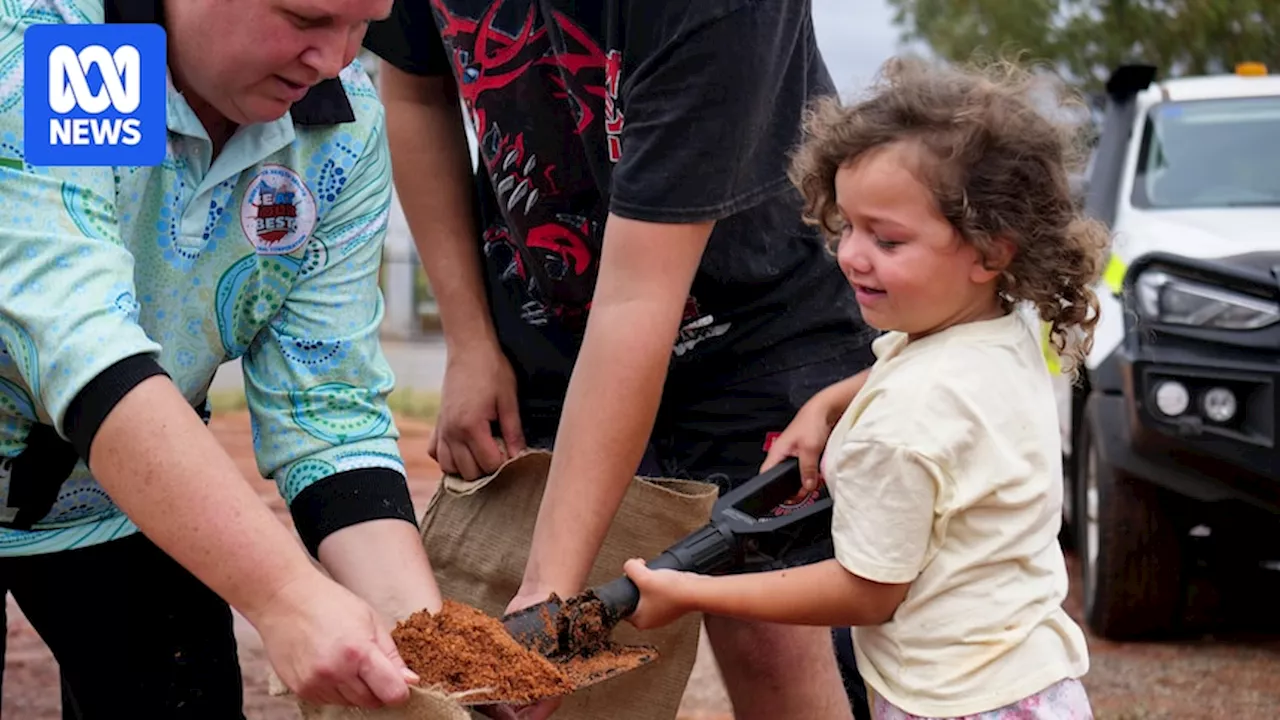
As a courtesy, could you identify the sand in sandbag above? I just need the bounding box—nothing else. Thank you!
[393,600,574,705]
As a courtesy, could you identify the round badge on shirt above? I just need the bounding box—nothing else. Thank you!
[240,164,318,255]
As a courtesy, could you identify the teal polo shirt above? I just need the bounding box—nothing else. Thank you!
[0,0,415,556]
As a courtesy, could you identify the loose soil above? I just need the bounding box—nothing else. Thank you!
[392,592,655,705]
[3,410,1279,719]
[515,589,618,659]
[560,642,654,689]
[393,600,572,704]
[500,588,657,690]
[548,590,657,688]
[558,591,612,656]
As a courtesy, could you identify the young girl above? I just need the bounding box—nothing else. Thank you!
[623,56,1108,720]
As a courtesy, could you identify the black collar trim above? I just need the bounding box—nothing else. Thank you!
[104,0,355,125]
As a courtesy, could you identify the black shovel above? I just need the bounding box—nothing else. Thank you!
[501,457,834,660]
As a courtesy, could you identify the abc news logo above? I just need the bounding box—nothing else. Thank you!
[23,24,166,167]
[48,44,143,146]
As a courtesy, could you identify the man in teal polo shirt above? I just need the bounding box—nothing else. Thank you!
[0,0,443,715]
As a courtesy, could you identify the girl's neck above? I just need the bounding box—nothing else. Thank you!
[907,295,1006,343]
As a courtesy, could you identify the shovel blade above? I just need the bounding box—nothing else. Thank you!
[458,643,657,707]
[558,643,657,690]
[500,588,624,660]
[501,596,566,657]
[474,591,656,707]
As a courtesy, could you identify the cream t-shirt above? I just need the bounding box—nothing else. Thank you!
[822,311,1090,717]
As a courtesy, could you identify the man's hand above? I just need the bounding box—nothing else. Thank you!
[381,65,519,481]
[249,573,420,709]
[481,591,566,720]
[621,559,698,631]
[431,344,526,480]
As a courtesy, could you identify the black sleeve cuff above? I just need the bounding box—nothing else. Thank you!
[290,468,419,557]
[64,354,169,461]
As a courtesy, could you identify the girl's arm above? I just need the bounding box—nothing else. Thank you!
[623,558,910,630]
[626,399,937,633]
[759,367,874,491]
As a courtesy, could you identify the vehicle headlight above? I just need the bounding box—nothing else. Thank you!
[1134,270,1280,330]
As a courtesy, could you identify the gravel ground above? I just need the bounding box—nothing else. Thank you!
[3,411,1278,719]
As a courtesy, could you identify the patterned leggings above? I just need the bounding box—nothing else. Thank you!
[872,678,1094,720]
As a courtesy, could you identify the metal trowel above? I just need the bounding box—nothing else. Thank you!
[501,457,833,661]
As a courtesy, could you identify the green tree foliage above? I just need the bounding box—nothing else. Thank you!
[887,0,1279,92]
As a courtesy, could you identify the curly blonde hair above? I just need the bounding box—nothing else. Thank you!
[789,55,1111,378]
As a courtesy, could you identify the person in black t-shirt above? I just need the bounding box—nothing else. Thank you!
[364,2,877,718]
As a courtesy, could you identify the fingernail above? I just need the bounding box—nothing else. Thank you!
[403,668,420,683]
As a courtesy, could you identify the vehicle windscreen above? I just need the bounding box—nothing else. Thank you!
[1131,95,1280,208]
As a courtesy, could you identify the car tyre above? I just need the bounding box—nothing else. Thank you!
[1077,394,1185,639]
[1059,383,1091,551]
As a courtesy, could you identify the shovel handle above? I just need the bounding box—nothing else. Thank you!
[593,551,684,621]
[594,521,737,621]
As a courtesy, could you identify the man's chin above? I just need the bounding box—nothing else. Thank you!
[228,95,296,126]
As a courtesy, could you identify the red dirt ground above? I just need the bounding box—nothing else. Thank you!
[4,411,1279,719]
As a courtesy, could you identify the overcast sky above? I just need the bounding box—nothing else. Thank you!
[812,0,905,97]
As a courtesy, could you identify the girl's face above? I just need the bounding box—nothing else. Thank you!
[834,142,1009,340]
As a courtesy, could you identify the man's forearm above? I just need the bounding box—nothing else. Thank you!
[520,307,675,594]
[318,517,444,620]
[89,376,322,622]
[380,66,495,353]
[518,215,713,598]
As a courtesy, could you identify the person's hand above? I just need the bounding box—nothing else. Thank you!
[476,699,561,720]
[431,343,526,480]
[760,395,841,500]
[621,559,697,630]
[249,572,420,709]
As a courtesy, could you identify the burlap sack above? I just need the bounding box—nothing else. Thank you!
[422,449,719,720]
[301,691,472,720]
[269,671,472,720]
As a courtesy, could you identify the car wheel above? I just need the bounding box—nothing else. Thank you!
[1059,445,1076,550]
[1059,384,1089,551]
[1077,395,1185,640]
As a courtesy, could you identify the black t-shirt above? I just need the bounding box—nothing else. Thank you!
[364,0,874,386]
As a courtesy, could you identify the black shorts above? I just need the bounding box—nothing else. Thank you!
[0,533,244,718]
[512,329,878,569]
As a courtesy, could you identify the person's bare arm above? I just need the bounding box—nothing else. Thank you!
[379,65,494,357]
[623,558,910,629]
[317,519,443,622]
[92,378,416,708]
[811,370,873,426]
[760,368,873,490]
[91,377,322,621]
[379,64,525,478]
[511,215,713,605]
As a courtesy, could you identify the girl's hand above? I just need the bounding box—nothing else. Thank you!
[760,401,836,496]
[622,559,699,630]
[761,368,872,496]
